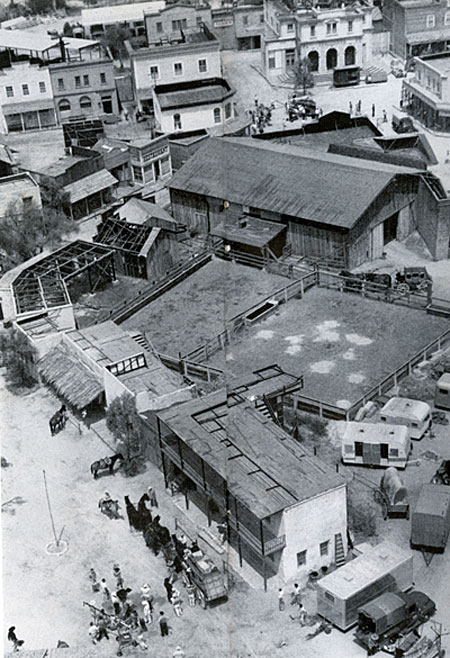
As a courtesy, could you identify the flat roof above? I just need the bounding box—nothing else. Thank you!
[414,484,450,516]
[381,397,430,420]
[211,216,286,248]
[170,137,419,230]
[437,373,450,387]
[318,541,412,599]
[66,321,143,366]
[0,171,38,188]
[419,56,450,75]
[343,422,409,446]
[0,29,98,53]
[82,1,165,25]
[158,385,343,519]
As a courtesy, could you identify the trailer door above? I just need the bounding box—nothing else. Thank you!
[363,443,381,465]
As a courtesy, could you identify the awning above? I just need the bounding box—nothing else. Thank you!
[64,169,117,204]
[211,217,286,248]
[2,99,55,114]
[38,341,104,409]
[407,29,450,45]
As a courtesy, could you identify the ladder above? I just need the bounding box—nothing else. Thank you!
[334,533,346,568]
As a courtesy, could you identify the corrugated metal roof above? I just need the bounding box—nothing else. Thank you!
[64,170,117,204]
[169,137,416,229]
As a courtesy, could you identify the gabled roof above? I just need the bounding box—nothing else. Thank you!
[170,137,419,229]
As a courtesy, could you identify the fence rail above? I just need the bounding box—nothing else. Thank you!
[157,352,224,383]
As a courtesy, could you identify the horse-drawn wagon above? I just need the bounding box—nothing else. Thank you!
[374,467,410,519]
[184,552,228,609]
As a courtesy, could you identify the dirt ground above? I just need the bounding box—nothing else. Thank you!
[1,375,380,658]
[208,287,450,407]
[122,258,287,356]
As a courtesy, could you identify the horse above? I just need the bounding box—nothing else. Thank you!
[49,405,67,436]
[137,493,152,529]
[90,453,124,480]
[124,495,141,531]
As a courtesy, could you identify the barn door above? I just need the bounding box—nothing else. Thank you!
[370,223,384,260]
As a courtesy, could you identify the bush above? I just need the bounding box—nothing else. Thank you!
[106,394,146,477]
[348,492,377,538]
[295,412,328,438]
[0,328,37,388]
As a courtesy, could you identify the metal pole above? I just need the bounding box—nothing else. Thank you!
[43,470,59,546]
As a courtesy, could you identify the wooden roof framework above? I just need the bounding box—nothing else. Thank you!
[95,217,152,255]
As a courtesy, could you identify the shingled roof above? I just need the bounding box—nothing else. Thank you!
[169,137,420,229]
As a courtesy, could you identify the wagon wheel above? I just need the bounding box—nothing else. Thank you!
[396,283,409,294]
[418,280,429,291]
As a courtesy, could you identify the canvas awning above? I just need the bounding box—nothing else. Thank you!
[38,341,104,409]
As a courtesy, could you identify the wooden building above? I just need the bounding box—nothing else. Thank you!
[169,137,450,266]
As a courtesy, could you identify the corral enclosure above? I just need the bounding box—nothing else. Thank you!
[207,287,450,407]
[122,258,287,355]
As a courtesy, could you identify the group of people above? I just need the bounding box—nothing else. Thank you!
[249,96,275,135]
[278,583,308,625]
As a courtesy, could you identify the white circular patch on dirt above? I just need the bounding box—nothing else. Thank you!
[284,335,304,355]
[313,320,341,343]
[310,360,335,373]
[336,399,352,409]
[255,330,275,340]
[342,348,356,360]
[225,352,234,361]
[345,333,373,346]
[348,373,366,384]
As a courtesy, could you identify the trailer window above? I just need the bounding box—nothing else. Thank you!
[439,389,448,395]
[355,442,363,456]
[390,448,399,456]
[380,443,389,459]
[325,592,335,602]
[412,422,419,428]
[380,416,386,422]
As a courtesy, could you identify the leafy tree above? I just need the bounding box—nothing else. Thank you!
[106,393,145,476]
[294,56,314,95]
[101,25,131,67]
[0,328,38,388]
[0,203,78,270]
[40,178,71,216]
[348,491,377,539]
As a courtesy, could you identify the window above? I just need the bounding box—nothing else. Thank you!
[173,113,182,130]
[243,15,248,25]
[22,196,33,208]
[348,19,353,32]
[57,78,65,91]
[439,388,449,395]
[380,415,386,422]
[310,24,316,37]
[445,11,450,24]
[75,75,81,88]
[320,541,329,556]
[195,211,206,225]
[426,14,435,27]
[327,21,337,34]
[390,448,399,457]
[58,98,71,112]
[380,443,389,459]
[80,95,92,109]
[324,592,335,602]
[213,107,221,123]
[268,55,275,69]
[172,19,187,30]
[412,421,419,428]
[174,62,183,76]
[39,81,46,93]
[22,84,29,96]
[150,65,159,80]
[296,550,307,567]
[100,72,107,84]
[225,102,232,118]
[5,85,14,98]
[260,13,264,23]
[287,22,294,32]
[197,16,203,26]
[83,74,90,86]
[132,165,143,182]
[198,58,207,73]
[156,21,163,33]
[355,441,363,457]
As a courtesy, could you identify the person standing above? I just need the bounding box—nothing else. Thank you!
[159,611,169,637]
[140,583,152,602]
[142,598,153,625]
[113,564,124,590]
[349,101,353,115]
[111,591,121,616]
[371,103,376,118]
[8,627,24,652]
[173,647,185,658]
[171,592,183,617]
[89,568,100,593]
[96,612,109,642]
[291,583,302,608]
[147,487,158,508]
[187,584,197,607]
[164,577,174,603]
[278,588,285,611]
[88,622,99,645]
[100,579,111,608]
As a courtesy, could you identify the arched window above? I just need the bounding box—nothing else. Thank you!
[307,50,319,72]
[80,96,92,109]
[345,45,356,66]
[213,107,221,124]
[326,48,338,70]
[173,113,182,130]
[58,99,71,112]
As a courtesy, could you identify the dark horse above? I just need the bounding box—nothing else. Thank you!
[90,453,124,479]
[49,405,67,436]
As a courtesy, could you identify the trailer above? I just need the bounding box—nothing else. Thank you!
[376,467,409,519]
[342,422,411,468]
[379,398,431,440]
[411,485,450,552]
[435,373,450,410]
[316,541,413,631]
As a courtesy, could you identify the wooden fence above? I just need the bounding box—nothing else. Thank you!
[157,352,224,384]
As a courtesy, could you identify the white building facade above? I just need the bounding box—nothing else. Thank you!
[0,62,56,133]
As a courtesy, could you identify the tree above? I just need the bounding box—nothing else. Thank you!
[294,56,314,95]
[347,491,377,539]
[40,178,71,216]
[0,203,78,270]
[106,394,145,476]
[63,21,73,37]
[0,328,38,388]
[101,25,131,67]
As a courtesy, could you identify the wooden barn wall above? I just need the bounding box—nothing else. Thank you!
[140,411,162,468]
[145,231,179,282]
[349,176,418,267]
[170,189,209,233]
[287,219,348,260]
[415,180,450,260]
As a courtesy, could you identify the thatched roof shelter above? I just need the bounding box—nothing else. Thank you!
[38,341,103,409]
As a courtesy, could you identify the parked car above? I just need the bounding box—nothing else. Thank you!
[365,70,388,84]
[392,67,406,78]
[392,114,416,134]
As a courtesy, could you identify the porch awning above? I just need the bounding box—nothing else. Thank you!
[64,169,117,204]
[210,217,286,248]
[38,341,104,409]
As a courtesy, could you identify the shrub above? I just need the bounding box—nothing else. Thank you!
[348,492,377,538]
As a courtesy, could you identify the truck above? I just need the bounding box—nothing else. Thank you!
[354,590,436,655]
[184,551,228,609]
[411,484,450,551]
[333,65,360,87]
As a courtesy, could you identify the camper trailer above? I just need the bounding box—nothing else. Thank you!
[379,398,431,440]
[342,422,411,469]
[316,541,413,631]
[411,484,450,552]
[435,373,450,410]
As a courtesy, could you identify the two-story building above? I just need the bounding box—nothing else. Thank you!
[262,0,373,81]
[0,62,56,133]
[82,1,166,40]
[211,0,265,50]
[127,133,172,188]
[402,55,450,131]
[144,1,213,45]
[383,0,450,61]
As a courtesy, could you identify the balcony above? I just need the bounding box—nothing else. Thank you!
[264,534,286,555]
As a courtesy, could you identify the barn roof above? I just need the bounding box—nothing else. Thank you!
[169,137,419,229]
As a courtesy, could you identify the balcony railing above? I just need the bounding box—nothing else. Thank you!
[264,534,286,555]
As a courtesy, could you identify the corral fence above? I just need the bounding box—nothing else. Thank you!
[158,352,224,384]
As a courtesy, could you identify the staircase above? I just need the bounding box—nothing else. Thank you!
[129,332,156,355]
[255,397,273,420]
[334,533,346,568]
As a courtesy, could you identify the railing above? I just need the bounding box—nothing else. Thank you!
[264,534,286,555]
[157,352,224,383]
[292,394,351,421]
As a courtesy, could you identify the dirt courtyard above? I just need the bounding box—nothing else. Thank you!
[122,258,287,356]
[209,287,450,407]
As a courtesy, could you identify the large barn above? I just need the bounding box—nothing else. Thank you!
[169,137,450,267]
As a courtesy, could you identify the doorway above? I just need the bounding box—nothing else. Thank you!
[383,212,399,245]
[154,159,161,180]
[101,96,113,114]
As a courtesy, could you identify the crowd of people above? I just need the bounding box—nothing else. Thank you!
[248,96,275,134]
